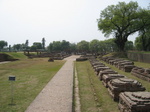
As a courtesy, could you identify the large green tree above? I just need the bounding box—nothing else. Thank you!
[98,1,150,51]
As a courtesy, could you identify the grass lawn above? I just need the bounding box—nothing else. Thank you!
[75,61,119,112]
[0,57,65,112]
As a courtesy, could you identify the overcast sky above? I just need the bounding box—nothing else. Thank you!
[0,0,149,46]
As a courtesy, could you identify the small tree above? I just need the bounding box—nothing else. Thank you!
[0,40,7,51]
[13,44,22,51]
[24,40,29,50]
[42,37,46,49]
[30,42,42,52]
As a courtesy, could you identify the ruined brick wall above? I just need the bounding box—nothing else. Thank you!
[127,52,150,63]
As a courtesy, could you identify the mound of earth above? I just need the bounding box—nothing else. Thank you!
[0,53,18,62]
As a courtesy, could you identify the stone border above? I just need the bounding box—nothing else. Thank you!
[74,64,81,112]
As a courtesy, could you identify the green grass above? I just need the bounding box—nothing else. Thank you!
[0,52,27,60]
[75,61,119,112]
[134,61,150,68]
[6,52,27,59]
[0,58,65,112]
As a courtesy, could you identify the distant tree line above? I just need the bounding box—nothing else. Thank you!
[0,38,134,54]
[0,38,46,52]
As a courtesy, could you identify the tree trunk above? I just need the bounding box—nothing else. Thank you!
[114,37,126,52]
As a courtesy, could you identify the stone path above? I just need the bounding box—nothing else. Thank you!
[0,61,10,64]
[25,55,80,112]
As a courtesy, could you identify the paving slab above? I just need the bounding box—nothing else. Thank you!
[25,55,80,112]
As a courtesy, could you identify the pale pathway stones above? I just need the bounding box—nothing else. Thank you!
[25,55,80,112]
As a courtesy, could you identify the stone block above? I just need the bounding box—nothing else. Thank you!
[107,78,145,101]
[102,74,125,88]
[118,92,150,112]
[95,66,110,75]
[123,65,135,72]
[131,67,150,82]
[98,69,118,80]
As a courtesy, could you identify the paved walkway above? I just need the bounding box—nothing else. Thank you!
[0,61,11,64]
[25,55,79,112]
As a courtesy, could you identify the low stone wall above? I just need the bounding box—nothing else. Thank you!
[127,52,150,63]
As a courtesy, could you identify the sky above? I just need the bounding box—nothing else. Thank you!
[0,0,149,46]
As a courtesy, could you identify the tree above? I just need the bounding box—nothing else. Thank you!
[48,43,53,53]
[25,40,29,47]
[24,40,29,50]
[135,35,150,51]
[30,42,42,51]
[135,36,143,50]
[77,40,89,53]
[42,37,46,49]
[137,9,150,51]
[103,38,118,52]
[69,43,77,53]
[61,40,70,52]
[51,41,62,52]
[0,40,7,51]
[9,45,11,52]
[98,1,150,51]
[125,41,134,51]
[48,40,71,53]
[89,39,100,54]
[13,44,22,51]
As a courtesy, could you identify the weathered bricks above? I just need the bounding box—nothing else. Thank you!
[102,74,125,88]
[98,69,118,80]
[107,78,145,101]
[118,92,150,112]
[131,67,150,82]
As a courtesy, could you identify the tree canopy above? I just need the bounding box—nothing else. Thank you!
[0,40,7,51]
[77,40,89,52]
[98,1,150,51]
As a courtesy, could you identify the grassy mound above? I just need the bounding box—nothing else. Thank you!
[103,52,127,58]
[5,52,27,60]
[0,52,27,61]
